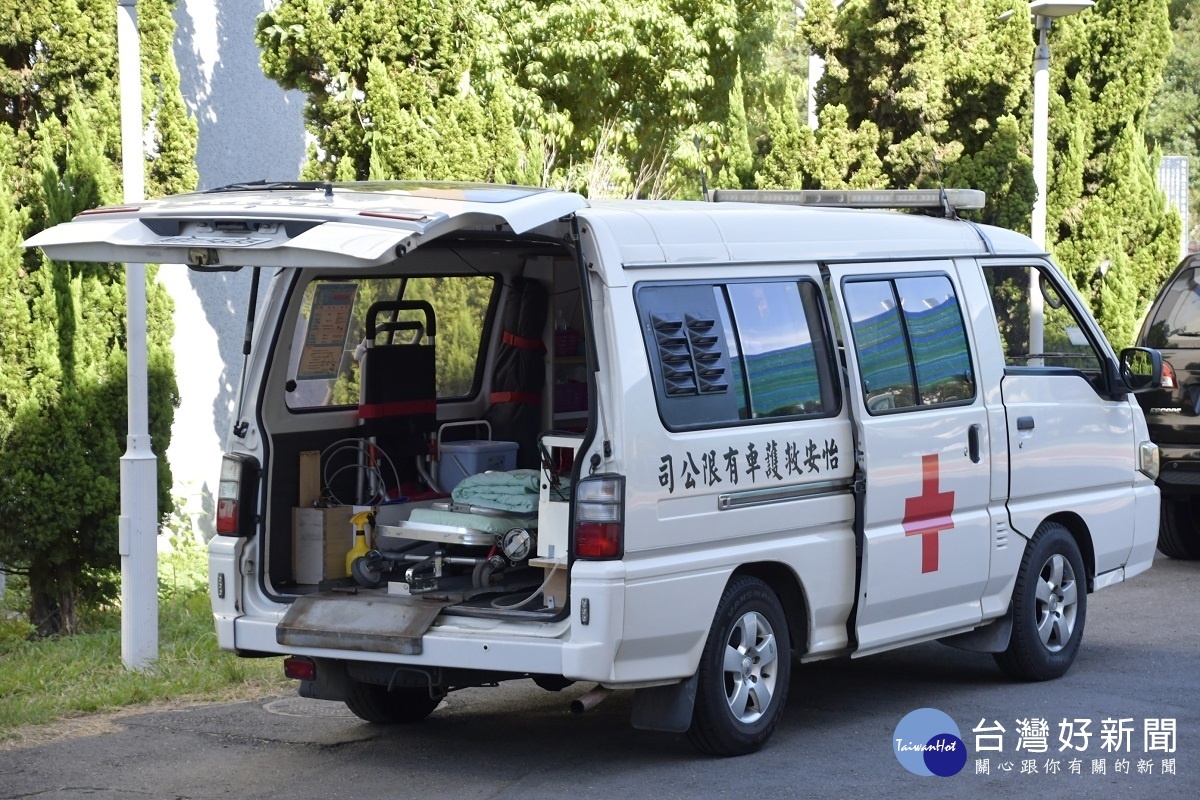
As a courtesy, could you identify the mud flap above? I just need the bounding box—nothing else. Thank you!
[630,674,699,733]
[938,609,1013,653]
[277,593,456,655]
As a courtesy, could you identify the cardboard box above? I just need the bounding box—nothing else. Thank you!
[530,558,568,610]
[298,450,321,507]
[293,506,356,584]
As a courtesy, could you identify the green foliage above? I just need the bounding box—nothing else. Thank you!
[0,0,193,636]
[806,0,1036,223]
[1147,5,1200,243]
[807,0,1178,347]
[0,591,289,737]
[1047,0,1180,347]
[1,543,287,736]
[158,501,209,601]
[257,0,792,196]
[257,0,1180,346]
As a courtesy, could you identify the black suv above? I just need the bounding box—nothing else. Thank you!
[1136,254,1200,559]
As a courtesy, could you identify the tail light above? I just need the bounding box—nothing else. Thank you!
[216,453,261,537]
[574,474,625,559]
[284,656,316,682]
[1161,361,1177,389]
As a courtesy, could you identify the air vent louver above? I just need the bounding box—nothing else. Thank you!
[650,312,728,397]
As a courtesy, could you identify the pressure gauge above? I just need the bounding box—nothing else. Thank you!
[499,527,534,562]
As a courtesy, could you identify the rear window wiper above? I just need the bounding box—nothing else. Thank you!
[205,180,333,198]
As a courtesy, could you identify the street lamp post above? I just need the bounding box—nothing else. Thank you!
[1026,0,1094,359]
[116,0,158,671]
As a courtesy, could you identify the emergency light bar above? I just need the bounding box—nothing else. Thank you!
[711,188,986,213]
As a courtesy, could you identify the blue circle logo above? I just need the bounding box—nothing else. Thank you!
[893,708,967,777]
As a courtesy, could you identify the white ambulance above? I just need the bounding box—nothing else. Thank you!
[29,182,1164,756]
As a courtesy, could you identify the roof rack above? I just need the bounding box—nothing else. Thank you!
[710,188,985,218]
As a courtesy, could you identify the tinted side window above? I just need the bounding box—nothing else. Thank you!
[843,275,975,413]
[726,281,830,418]
[1143,265,1200,349]
[983,265,1101,373]
[637,279,837,431]
[896,276,975,405]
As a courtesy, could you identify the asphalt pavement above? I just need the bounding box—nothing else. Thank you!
[1,554,1196,799]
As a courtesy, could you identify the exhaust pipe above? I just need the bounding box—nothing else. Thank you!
[570,685,613,715]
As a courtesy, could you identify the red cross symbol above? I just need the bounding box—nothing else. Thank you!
[903,454,955,573]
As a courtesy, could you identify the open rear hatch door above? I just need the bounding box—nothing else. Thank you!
[25,182,588,268]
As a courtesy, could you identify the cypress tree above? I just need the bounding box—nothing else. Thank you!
[806,0,1036,226]
[1048,0,1179,346]
[1146,4,1198,245]
[0,0,190,635]
[806,0,1177,345]
[258,0,791,195]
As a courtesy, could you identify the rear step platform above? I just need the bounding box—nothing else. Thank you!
[277,592,457,655]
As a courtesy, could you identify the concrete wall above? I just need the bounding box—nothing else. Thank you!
[166,0,305,535]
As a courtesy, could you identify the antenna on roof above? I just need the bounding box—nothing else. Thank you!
[694,135,710,202]
[922,115,957,220]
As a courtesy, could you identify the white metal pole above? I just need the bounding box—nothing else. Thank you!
[808,53,824,130]
[1029,17,1051,363]
[117,0,158,670]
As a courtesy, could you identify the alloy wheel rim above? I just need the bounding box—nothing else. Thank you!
[721,610,780,724]
[1034,553,1079,653]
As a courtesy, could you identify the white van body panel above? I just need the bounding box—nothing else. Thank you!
[582,202,992,269]
[25,184,588,268]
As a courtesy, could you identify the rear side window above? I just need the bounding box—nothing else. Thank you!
[1142,264,1200,349]
[636,279,838,431]
[843,275,975,413]
[286,275,496,410]
[726,282,830,418]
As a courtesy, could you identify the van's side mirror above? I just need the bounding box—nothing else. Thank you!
[1119,347,1162,393]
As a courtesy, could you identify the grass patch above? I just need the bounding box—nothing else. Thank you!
[0,531,292,742]
[0,591,290,740]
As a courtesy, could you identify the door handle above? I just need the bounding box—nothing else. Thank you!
[1016,416,1035,431]
[968,424,982,464]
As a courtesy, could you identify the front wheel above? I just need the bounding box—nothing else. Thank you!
[344,680,440,724]
[687,576,791,757]
[994,523,1087,681]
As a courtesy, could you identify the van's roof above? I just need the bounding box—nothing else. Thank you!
[26,181,1043,270]
[580,199,1039,267]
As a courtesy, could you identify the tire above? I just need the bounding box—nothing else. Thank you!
[1158,496,1200,560]
[687,576,791,757]
[994,523,1087,681]
[344,680,440,724]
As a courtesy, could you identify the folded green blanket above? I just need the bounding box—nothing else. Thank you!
[451,469,541,513]
[408,507,536,534]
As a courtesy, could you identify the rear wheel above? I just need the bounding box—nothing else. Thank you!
[344,680,440,724]
[687,576,791,757]
[1158,496,1200,560]
[994,523,1087,681]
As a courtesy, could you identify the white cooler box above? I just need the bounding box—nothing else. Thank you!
[437,440,518,491]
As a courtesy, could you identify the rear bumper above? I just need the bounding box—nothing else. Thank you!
[1156,444,1200,496]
